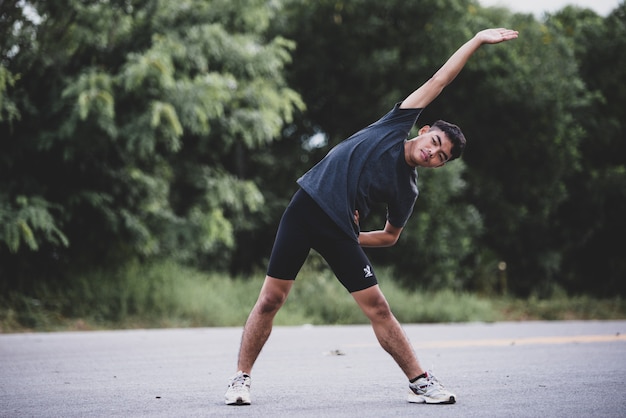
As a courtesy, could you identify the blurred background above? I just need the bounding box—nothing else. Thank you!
[1,0,624,330]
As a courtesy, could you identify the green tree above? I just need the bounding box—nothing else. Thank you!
[548,4,626,296]
[1,1,68,259]
[439,10,589,296]
[0,0,303,285]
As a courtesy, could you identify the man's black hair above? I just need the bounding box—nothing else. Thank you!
[431,120,466,161]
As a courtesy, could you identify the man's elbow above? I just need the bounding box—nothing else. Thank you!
[382,223,403,247]
[383,233,400,247]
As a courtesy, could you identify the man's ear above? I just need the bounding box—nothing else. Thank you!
[418,125,430,135]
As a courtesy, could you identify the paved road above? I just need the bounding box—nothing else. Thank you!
[1,321,625,417]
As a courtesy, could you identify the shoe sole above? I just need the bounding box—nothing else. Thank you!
[225,397,251,406]
[407,393,456,404]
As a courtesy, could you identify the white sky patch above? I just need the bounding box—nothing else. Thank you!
[478,0,620,16]
[303,132,328,150]
[21,0,42,24]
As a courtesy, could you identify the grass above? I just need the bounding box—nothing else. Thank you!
[1,260,624,333]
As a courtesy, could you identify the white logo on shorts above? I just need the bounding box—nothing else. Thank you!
[363,265,373,278]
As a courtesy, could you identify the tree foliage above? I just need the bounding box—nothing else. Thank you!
[440,11,589,295]
[1,0,624,298]
[0,0,303,282]
[547,4,626,296]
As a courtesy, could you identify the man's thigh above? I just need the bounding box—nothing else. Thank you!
[315,237,378,293]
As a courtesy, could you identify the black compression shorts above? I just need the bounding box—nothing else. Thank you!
[267,189,378,293]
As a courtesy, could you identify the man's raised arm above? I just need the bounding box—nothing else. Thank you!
[400,28,518,110]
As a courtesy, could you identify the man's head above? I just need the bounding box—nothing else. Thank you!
[405,120,466,168]
[430,120,466,162]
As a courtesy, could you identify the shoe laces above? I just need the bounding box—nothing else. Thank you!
[228,371,251,390]
[412,372,446,395]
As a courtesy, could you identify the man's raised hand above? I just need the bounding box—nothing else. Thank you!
[476,28,519,45]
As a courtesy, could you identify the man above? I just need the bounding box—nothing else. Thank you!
[225,27,519,406]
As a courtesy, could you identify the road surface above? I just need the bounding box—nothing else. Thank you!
[1,320,625,417]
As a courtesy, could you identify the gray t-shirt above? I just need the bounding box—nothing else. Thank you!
[297,103,422,240]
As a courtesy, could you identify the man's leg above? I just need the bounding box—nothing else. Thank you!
[237,275,293,373]
[225,276,293,405]
[351,284,424,379]
[226,189,309,405]
[351,284,456,404]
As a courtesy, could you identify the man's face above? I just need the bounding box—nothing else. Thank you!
[407,126,453,168]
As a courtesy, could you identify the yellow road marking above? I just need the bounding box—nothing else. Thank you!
[346,334,626,349]
[414,334,626,349]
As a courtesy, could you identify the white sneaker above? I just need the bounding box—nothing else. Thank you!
[224,371,251,405]
[407,372,456,404]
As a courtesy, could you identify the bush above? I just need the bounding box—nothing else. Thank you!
[1,260,624,333]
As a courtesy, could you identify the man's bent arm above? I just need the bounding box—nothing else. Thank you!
[358,222,403,248]
[400,28,518,109]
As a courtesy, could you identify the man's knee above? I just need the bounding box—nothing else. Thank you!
[257,291,287,313]
[367,297,393,320]
[354,287,393,321]
[256,277,292,313]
